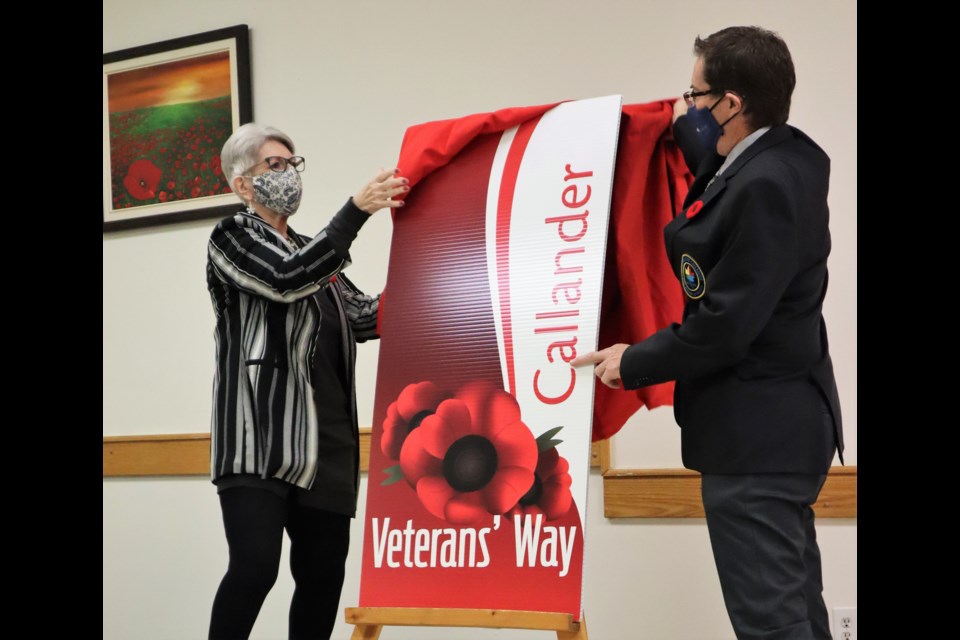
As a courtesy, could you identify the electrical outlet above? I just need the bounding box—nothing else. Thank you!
[832,606,857,640]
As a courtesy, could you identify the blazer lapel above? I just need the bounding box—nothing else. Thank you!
[713,125,791,183]
[675,126,792,229]
[683,152,725,208]
[674,164,728,235]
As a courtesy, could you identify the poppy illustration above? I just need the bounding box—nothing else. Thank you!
[399,382,538,524]
[506,446,573,521]
[122,159,162,200]
[381,381,451,460]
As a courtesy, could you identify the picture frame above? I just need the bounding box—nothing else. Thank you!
[103,25,252,232]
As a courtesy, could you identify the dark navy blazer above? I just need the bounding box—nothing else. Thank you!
[621,123,843,474]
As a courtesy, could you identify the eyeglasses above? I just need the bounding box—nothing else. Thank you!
[246,155,306,174]
[682,88,723,106]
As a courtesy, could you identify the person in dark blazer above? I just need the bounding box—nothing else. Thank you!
[574,27,843,640]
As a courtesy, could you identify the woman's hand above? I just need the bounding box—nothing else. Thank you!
[353,169,409,214]
[672,98,688,124]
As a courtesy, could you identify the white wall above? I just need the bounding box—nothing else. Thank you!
[103,2,857,638]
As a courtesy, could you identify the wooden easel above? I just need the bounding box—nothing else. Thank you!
[346,607,588,639]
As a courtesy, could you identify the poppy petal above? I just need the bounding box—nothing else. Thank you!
[535,446,560,475]
[490,422,538,471]
[481,467,535,514]
[546,472,573,489]
[123,159,162,200]
[380,403,405,459]
[397,381,449,421]
[457,382,521,438]
[551,455,570,478]
[553,454,570,475]
[444,493,489,525]
[418,399,473,459]
[521,505,545,521]
[539,482,573,520]
[400,429,442,486]
[416,476,456,520]
[480,392,523,439]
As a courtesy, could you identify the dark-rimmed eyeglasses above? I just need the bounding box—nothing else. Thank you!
[246,156,306,174]
[682,89,723,106]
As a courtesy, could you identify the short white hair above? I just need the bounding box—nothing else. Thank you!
[220,123,296,194]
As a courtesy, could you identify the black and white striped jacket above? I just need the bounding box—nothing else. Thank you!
[206,205,379,489]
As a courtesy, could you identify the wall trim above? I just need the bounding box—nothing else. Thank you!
[102,433,855,519]
[602,466,857,518]
[103,430,373,476]
[102,431,606,478]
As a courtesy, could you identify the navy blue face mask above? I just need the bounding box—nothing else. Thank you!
[678,94,741,162]
[683,98,723,154]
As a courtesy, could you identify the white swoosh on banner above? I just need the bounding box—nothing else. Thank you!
[486,125,517,395]
[484,96,623,537]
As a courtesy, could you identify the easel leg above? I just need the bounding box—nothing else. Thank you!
[350,623,382,640]
[557,615,588,640]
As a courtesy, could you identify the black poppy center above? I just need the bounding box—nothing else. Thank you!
[407,409,434,433]
[442,435,498,492]
[518,474,543,506]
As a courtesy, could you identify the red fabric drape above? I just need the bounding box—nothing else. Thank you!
[397,103,560,188]
[395,99,692,441]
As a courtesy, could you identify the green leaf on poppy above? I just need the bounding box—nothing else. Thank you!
[536,426,564,451]
[381,464,405,486]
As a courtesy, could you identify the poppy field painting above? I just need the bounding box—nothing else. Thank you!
[103,26,251,231]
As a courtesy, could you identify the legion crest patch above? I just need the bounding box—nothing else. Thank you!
[680,254,706,299]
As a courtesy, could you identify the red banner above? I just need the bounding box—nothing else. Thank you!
[359,97,690,619]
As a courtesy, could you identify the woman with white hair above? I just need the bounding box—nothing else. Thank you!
[206,123,406,639]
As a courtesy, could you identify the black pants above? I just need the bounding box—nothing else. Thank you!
[701,473,830,640]
[209,487,351,640]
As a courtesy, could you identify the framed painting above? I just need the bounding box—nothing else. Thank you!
[103,25,251,232]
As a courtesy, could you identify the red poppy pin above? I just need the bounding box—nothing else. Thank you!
[686,200,704,219]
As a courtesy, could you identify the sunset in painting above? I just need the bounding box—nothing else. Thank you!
[108,52,231,113]
[107,51,234,210]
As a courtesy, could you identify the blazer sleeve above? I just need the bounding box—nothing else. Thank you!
[207,199,368,303]
[337,272,380,343]
[620,174,800,388]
